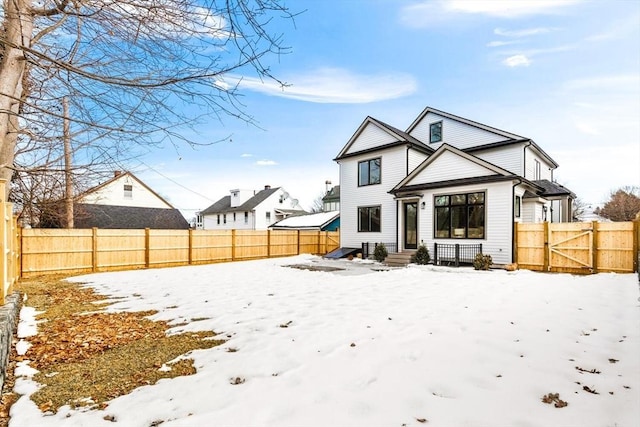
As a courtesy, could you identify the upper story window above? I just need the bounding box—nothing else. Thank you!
[223,214,227,224]
[534,159,541,180]
[358,158,381,186]
[266,211,271,221]
[430,121,442,143]
[217,214,220,225]
[244,212,249,224]
[434,191,485,239]
[514,196,521,218]
[123,184,133,199]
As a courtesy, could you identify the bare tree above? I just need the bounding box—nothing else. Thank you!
[595,186,640,222]
[571,197,589,222]
[309,192,325,213]
[1,0,297,200]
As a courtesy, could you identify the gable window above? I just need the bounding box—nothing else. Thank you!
[244,212,248,224]
[430,121,442,144]
[358,206,381,232]
[534,159,541,180]
[514,195,521,218]
[266,211,271,221]
[358,158,381,186]
[434,192,485,239]
[123,184,133,199]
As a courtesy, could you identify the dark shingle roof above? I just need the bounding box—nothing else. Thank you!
[532,179,576,197]
[322,185,340,203]
[200,187,280,215]
[74,204,189,229]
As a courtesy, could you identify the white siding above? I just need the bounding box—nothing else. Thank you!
[415,180,515,265]
[410,113,510,150]
[524,147,554,181]
[473,144,523,175]
[339,146,408,248]
[409,150,496,186]
[343,123,397,155]
[407,148,429,174]
[79,176,171,209]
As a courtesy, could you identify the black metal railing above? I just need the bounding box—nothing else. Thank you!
[433,243,483,267]
[361,242,398,259]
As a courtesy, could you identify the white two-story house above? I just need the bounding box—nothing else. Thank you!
[197,185,306,230]
[334,106,575,265]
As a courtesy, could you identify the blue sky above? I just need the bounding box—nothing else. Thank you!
[133,0,640,219]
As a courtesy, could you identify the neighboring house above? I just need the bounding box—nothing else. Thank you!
[322,185,340,212]
[197,185,306,230]
[334,106,575,265]
[72,171,189,229]
[270,211,340,231]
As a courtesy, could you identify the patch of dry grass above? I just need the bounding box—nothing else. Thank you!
[2,275,224,417]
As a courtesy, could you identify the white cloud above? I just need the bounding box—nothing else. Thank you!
[563,74,640,91]
[486,40,521,48]
[240,153,253,158]
[494,27,558,38]
[400,0,579,26]
[503,55,531,67]
[255,159,277,166]
[218,68,417,104]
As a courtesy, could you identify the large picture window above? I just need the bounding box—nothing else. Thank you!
[434,192,485,239]
[358,158,381,186]
[358,206,381,232]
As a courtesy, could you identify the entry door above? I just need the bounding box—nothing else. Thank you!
[404,202,418,250]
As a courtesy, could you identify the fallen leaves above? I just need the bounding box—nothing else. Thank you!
[542,393,568,408]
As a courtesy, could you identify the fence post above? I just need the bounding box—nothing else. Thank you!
[454,244,460,267]
[188,229,193,265]
[317,230,321,255]
[513,222,518,264]
[231,229,236,261]
[591,221,598,273]
[145,228,150,268]
[297,230,301,255]
[0,181,6,305]
[434,242,438,265]
[267,230,271,258]
[633,220,639,273]
[543,221,550,271]
[92,227,98,272]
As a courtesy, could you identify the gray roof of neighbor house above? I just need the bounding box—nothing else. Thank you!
[200,187,280,215]
[322,185,340,202]
[73,203,189,229]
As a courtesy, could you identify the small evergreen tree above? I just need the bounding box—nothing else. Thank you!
[410,244,431,265]
[373,243,388,262]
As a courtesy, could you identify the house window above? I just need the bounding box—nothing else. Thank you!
[358,158,381,186]
[358,206,381,232]
[514,195,521,218]
[223,214,227,224]
[430,121,442,143]
[123,184,133,199]
[244,212,248,224]
[534,159,541,180]
[233,212,236,222]
[217,214,220,225]
[266,211,271,221]
[434,192,485,239]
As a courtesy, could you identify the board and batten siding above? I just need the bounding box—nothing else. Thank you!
[409,113,511,150]
[410,150,496,185]
[415,180,515,265]
[343,122,398,155]
[472,144,523,176]
[339,146,409,248]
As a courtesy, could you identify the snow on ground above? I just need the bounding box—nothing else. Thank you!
[10,255,640,427]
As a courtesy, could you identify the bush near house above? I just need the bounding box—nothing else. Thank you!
[373,243,388,262]
[411,245,431,265]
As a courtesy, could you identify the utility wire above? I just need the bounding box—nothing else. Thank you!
[136,160,217,204]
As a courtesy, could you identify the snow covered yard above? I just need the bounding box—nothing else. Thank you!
[11,255,640,427]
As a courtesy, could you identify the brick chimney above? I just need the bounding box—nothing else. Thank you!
[264,185,271,190]
[114,170,122,177]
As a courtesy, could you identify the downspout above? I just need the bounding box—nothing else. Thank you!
[511,178,523,264]
[523,141,532,179]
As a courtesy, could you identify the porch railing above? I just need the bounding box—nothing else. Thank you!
[433,243,482,267]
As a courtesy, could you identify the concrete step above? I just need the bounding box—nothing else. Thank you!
[384,251,415,267]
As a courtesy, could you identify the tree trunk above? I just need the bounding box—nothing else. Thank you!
[0,0,33,200]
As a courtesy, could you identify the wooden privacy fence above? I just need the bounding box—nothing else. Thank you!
[0,180,20,304]
[20,228,341,278]
[515,221,639,274]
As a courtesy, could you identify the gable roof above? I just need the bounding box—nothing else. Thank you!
[334,116,433,160]
[322,185,340,203]
[200,187,280,215]
[406,106,526,140]
[391,144,516,193]
[73,203,189,229]
[77,171,175,209]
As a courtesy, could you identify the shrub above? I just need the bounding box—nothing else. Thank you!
[411,244,431,265]
[473,253,493,270]
[373,243,388,262]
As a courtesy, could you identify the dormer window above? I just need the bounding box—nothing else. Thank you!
[124,184,133,199]
[430,121,442,143]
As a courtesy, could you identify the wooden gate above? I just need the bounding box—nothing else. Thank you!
[515,221,638,274]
